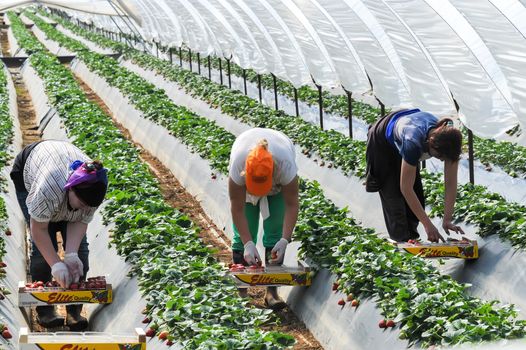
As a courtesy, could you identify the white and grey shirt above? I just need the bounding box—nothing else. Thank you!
[23,140,97,224]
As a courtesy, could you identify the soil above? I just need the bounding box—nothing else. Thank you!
[72,71,323,349]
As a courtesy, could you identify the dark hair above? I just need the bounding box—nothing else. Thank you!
[429,118,462,161]
[72,160,108,207]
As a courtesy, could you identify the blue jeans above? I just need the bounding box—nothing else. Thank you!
[15,190,90,282]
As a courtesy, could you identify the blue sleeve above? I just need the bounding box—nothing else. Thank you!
[399,139,422,166]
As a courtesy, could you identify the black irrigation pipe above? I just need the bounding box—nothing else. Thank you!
[227,58,231,89]
[257,74,262,102]
[294,87,299,117]
[346,89,353,139]
[272,73,278,110]
[317,83,324,130]
[179,47,182,67]
[169,47,172,64]
[243,69,247,95]
[197,52,201,75]
[219,57,223,85]
[189,48,192,72]
[207,56,211,81]
[468,129,475,184]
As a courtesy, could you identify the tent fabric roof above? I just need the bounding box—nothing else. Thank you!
[3,0,526,142]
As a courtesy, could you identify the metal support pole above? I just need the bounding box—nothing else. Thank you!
[219,58,223,85]
[346,90,353,139]
[189,49,192,72]
[197,53,201,75]
[155,42,159,58]
[317,84,324,130]
[272,74,278,110]
[468,129,475,184]
[380,102,386,117]
[243,69,247,95]
[227,59,232,89]
[208,56,212,80]
[294,88,299,117]
[257,74,262,102]
[169,48,173,64]
[179,47,182,67]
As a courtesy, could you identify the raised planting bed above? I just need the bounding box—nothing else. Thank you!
[0,59,31,348]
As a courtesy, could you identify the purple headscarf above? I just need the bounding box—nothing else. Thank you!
[64,160,108,190]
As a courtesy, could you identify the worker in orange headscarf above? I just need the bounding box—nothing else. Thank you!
[228,128,299,310]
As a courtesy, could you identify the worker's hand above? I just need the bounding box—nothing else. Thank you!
[424,223,445,243]
[270,238,288,264]
[51,262,72,288]
[243,241,261,266]
[64,252,84,283]
[442,220,465,236]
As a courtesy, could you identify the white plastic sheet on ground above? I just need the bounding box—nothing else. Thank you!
[0,63,28,349]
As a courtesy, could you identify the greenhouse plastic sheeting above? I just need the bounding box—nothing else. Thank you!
[6,1,526,139]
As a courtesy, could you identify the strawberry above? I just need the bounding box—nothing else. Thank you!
[145,328,155,337]
[386,320,395,328]
[337,299,345,306]
[0,262,6,267]
[158,331,169,340]
[211,174,217,180]
[142,317,151,324]
[36,281,44,287]
[332,282,339,291]
[5,230,11,236]
[166,340,173,346]
[351,299,359,307]
[69,283,78,290]
[378,320,387,328]
[346,293,353,302]
[0,294,4,300]
[2,329,11,339]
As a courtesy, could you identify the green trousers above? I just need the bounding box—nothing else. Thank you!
[232,192,285,251]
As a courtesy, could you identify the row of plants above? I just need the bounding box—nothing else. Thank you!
[49,10,526,181]
[26,13,526,347]
[38,11,526,250]
[10,12,293,348]
[0,58,15,341]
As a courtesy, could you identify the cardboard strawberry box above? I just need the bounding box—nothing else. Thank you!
[18,327,146,350]
[397,238,478,259]
[18,276,112,306]
[228,261,312,287]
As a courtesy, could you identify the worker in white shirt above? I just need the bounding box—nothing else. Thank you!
[228,128,299,310]
[10,140,108,330]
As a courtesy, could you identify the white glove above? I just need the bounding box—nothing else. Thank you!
[51,262,72,288]
[243,241,261,266]
[64,252,84,283]
[270,238,288,264]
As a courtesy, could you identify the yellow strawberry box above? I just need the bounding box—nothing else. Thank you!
[18,281,112,306]
[397,239,478,259]
[228,261,312,287]
[19,327,146,350]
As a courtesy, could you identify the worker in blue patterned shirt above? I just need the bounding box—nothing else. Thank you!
[366,109,464,243]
